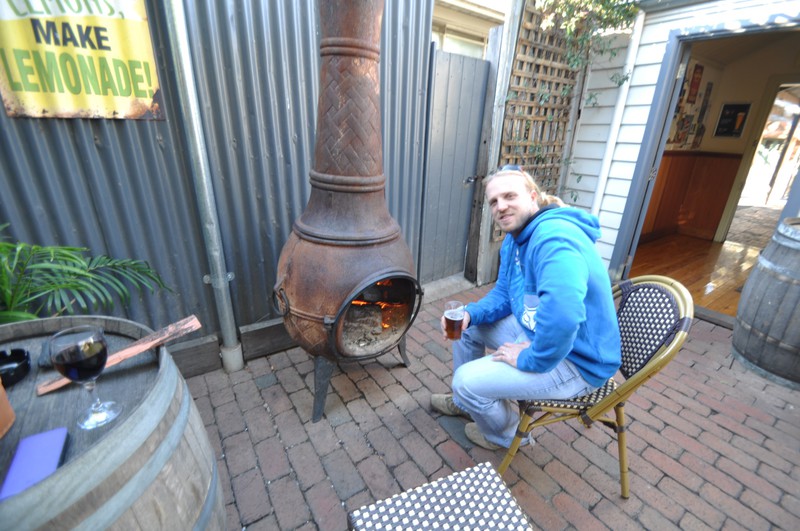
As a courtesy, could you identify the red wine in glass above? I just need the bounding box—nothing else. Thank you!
[52,343,108,382]
[49,325,122,430]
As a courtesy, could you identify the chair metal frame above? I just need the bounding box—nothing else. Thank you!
[497,275,695,498]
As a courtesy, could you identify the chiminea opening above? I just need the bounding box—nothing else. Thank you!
[334,273,420,359]
[274,0,423,422]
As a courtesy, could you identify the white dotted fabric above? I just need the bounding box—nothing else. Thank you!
[348,462,532,530]
[617,283,679,379]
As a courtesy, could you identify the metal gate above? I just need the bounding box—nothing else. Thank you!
[419,50,490,284]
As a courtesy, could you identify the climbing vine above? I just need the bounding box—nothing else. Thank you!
[540,0,639,70]
[543,0,639,202]
[499,1,640,204]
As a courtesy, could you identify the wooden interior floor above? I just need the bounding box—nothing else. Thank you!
[629,205,784,317]
[629,234,760,316]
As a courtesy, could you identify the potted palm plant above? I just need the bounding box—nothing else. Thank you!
[0,224,168,324]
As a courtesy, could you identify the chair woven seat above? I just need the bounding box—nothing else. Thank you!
[498,275,694,499]
[526,378,618,411]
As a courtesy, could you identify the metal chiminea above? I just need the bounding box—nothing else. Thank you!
[274,0,422,422]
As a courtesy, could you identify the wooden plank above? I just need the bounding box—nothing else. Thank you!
[36,315,201,396]
[163,318,299,380]
[169,334,221,379]
[182,290,486,375]
[239,318,296,361]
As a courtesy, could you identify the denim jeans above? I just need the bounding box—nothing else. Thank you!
[451,314,597,448]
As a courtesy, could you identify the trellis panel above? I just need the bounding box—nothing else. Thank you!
[499,1,577,195]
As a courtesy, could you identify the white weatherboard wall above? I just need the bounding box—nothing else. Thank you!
[569,31,636,263]
[571,0,800,266]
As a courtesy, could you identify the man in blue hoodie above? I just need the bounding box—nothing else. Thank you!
[431,165,621,450]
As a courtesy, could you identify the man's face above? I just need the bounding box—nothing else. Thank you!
[485,172,539,235]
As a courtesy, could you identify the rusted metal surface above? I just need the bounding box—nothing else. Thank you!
[275,0,419,364]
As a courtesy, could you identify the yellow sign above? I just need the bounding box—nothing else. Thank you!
[0,0,162,119]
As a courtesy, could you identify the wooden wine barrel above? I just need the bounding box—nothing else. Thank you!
[0,316,225,529]
[732,218,800,384]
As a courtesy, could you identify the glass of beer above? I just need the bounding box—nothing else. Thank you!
[444,301,465,340]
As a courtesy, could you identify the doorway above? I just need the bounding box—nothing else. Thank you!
[628,31,800,318]
[728,85,799,244]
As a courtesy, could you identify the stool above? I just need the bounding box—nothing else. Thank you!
[348,462,532,530]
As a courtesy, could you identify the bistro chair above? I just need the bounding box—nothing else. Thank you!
[497,275,694,498]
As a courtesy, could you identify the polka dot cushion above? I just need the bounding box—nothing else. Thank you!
[348,462,532,530]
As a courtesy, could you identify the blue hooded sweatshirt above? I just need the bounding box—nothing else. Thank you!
[465,206,621,388]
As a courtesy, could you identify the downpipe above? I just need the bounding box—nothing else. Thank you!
[163,0,243,372]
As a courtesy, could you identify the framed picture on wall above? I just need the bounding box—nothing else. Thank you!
[714,103,751,137]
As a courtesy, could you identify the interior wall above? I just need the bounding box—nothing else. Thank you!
[664,58,724,151]
[646,32,800,242]
[702,33,800,154]
[713,34,800,239]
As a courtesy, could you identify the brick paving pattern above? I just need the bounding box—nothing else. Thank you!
[187,283,800,530]
[727,205,783,248]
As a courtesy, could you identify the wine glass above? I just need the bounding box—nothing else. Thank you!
[49,325,122,430]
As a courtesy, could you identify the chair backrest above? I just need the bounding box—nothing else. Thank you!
[616,278,686,378]
[587,275,694,419]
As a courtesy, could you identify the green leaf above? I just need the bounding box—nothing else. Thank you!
[0,224,170,318]
[0,310,39,324]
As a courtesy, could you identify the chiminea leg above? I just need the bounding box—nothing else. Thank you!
[312,356,336,422]
[397,335,410,367]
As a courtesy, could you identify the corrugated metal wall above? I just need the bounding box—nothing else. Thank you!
[0,0,433,337]
[0,67,209,331]
[382,0,434,255]
[181,1,321,329]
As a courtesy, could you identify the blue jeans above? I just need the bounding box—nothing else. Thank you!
[451,314,597,448]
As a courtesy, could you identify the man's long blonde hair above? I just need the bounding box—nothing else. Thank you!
[486,165,566,208]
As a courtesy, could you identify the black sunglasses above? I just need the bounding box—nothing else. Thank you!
[500,164,523,171]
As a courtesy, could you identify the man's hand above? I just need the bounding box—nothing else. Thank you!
[441,311,471,340]
[491,341,530,368]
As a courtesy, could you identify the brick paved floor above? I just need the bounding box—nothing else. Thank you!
[187,283,800,530]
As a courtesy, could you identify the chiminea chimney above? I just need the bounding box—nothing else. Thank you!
[274,0,422,422]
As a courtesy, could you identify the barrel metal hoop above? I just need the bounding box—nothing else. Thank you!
[772,233,800,251]
[193,460,220,531]
[75,380,192,530]
[775,219,800,244]
[756,255,800,284]
[734,319,800,355]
